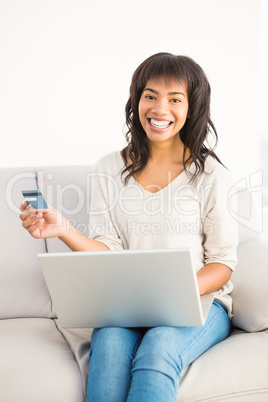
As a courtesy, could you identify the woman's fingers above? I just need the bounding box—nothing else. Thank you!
[19,200,28,212]
[19,203,64,239]
[20,207,33,222]
[19,205,37,221]
[26,218,44,236]
[21,211,44,229]
[20,204,50,221]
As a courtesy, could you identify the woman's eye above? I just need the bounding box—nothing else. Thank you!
[145,95,155,100]
[170,98,181,103]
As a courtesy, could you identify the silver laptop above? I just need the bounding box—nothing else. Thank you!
[38,248,214,328]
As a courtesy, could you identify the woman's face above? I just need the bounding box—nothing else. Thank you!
[138,76,189,145]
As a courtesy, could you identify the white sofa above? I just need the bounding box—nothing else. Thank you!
[1,165,268,402]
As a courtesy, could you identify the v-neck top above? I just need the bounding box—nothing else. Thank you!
[88,150,238,316]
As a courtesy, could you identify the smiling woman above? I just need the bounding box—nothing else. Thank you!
[20,52,238,402]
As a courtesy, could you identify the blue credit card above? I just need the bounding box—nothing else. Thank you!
[22,190,48,209]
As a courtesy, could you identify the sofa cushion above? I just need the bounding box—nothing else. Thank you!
[0,318,85,402]
[1,168,53,319]
[231,238,268,332]
[178,330,268,401]
[54,320,92,396]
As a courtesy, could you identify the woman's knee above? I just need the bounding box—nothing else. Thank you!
[133,327,182,375]
[90,327,143,363]
[139,327,181,354]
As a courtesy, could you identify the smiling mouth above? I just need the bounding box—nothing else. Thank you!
[148,118,173,129]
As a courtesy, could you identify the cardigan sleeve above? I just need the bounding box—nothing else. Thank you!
[88,161,124,251]
[201,164,238,271]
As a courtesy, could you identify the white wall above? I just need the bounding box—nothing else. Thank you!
[0,0,261,183]
[260,0,268,187]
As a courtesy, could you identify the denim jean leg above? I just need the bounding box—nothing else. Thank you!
[127,301,231,402]
[86,327,144,402]
[179,301,231,370]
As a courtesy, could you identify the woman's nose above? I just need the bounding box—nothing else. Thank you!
[152,99,169,115]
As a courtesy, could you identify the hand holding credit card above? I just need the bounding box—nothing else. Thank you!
[20,190,68,239]
[22,190,48,209]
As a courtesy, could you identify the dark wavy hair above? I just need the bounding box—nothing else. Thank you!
[121,52,224,184]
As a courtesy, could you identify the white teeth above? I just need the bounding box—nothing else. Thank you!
[150,118,171,128]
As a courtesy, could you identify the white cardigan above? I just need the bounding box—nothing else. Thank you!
[88,151,238,316]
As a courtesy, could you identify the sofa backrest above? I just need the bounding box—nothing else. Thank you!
[36,165,92,254]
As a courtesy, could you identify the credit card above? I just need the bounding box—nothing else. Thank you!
[22,190,48,209]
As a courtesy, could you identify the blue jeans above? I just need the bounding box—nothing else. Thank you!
[86,301,231,402]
